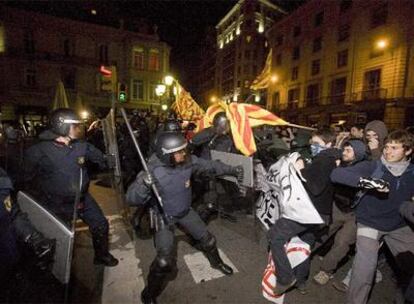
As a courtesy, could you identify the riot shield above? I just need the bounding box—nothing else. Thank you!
[101,109,129,220]
[210,150,254,187]
[17,191,74,284]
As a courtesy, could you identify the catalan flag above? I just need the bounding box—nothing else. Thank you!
[251,49,272,90]
[171,85,205,121]
[197,101,288,156]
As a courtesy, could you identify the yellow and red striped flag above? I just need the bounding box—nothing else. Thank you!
[196,101,288,156]
[171,85,205,121]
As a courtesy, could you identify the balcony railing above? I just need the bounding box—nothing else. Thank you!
[360,88,387,100]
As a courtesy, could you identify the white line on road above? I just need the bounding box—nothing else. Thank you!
[183,249,238,284]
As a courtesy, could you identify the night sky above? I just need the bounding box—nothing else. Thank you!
[5,0,304,90]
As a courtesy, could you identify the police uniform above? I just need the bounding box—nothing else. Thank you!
[126,133,240,304]
[0,168,18,287]
[23,109,118,267]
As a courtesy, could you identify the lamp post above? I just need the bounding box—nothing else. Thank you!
[155,84,167,113]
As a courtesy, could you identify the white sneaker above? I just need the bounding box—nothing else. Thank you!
[313,270,333,285]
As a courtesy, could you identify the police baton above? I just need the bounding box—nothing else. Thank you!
[120,108,168,224]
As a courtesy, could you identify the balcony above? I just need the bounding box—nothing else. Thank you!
[359,88,387,101]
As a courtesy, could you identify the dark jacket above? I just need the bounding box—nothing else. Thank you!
[334,139,368,213]
[126,154,236,217]
[190,127,236,160]
[331,160,414,231]
[24,130,107,199]
[300,148,341,216]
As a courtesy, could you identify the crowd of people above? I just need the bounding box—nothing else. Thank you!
[1,107,414,304]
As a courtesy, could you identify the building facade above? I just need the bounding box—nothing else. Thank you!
[266,0,414,129]
[214,0,286,104]
[0,6,170,125]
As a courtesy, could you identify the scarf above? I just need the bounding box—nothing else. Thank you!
[381,155,410,177]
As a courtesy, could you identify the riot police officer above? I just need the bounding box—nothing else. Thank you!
[126,132,243,304]
[24,108,118,267]
[190,112,241,222]
[190,112,235,159]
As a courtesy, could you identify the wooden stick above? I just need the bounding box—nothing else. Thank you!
[285,123,317,131]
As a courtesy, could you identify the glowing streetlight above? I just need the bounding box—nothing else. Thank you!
[155,84,166,96]
[210,96,217,103]
[255,94,261,103]
[270,74,279,83]
[161,104,168,111]
[80,111,89,120]
[376,39,389,50]
[164,75,174,86]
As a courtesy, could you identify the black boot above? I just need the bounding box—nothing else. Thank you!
[205,246,233,275]
[141,260,171,304]
[92,231,119,267]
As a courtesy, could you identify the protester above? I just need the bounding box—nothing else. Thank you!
[331,129,414,304]
[364,120,388,160]
[313,139,367,285]
[350,123,365,139]
[268,127,341,295]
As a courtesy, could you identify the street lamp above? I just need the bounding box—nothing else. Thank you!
[271,74,279,83]
[161,104,168,111]
[210,96,217,103]
[80,110,89,120]
[164,75,174,86]
[376,39,389,50]
[155,84,166,97]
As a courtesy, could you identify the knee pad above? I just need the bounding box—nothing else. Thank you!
[153,255,176,273]
[199,232,216,252]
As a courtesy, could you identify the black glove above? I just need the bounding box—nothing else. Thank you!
[400,201,414,224]
[105,154,116,169]
[143,172,154,187]
[357,177,389,190]
[232,165,244,184]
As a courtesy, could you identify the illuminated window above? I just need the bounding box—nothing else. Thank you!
[148,49,160,71]
[133,47,145,70]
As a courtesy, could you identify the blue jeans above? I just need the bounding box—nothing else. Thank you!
[268,217,316,285]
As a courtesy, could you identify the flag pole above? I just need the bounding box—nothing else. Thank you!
[285,123,317,131]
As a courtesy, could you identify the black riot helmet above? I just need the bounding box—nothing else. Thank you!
[49,108,82,136]
[212,112,229,135]
[156,132,188,165]
[163,119,181,133]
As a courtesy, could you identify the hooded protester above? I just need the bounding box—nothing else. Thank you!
[364,120,388,160]
[313,139,368,286]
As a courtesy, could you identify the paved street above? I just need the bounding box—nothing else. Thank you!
[65,180,399,304]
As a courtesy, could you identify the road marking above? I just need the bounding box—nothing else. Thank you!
[101,220,145,304]
[183,249,238,284]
